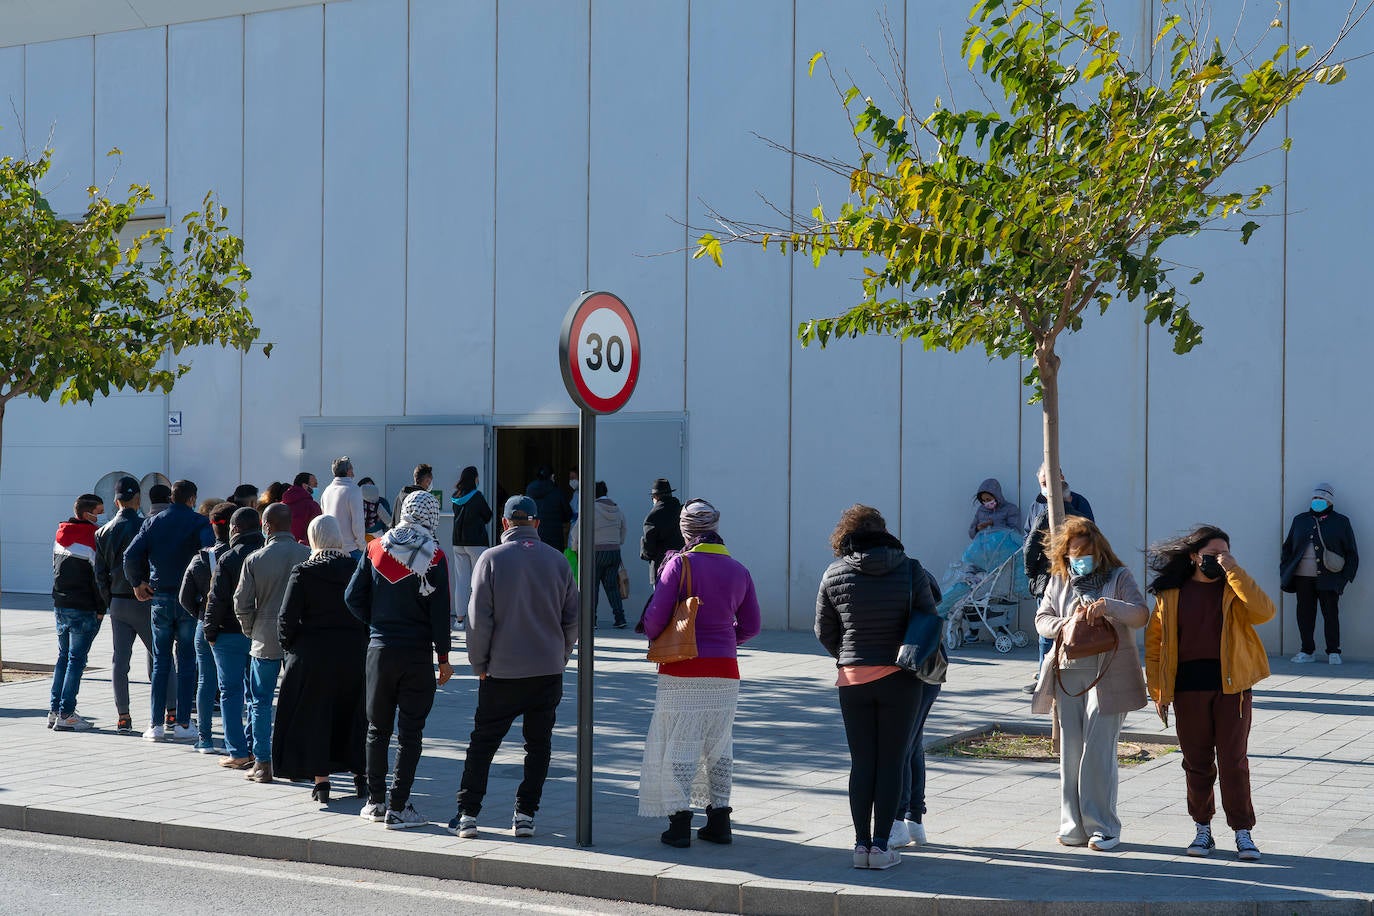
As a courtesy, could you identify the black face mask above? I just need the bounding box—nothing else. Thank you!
[1198,555,1225,581]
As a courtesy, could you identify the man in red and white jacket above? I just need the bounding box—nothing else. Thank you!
[50,494,108,731]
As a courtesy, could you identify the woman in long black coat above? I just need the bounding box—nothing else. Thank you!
[273,515,369,804]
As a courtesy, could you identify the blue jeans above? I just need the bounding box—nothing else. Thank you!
[150,593,197,728]
[1038,635,1054,666]
[195,622,219,745]
[211,633,252,758]
[249,656,282,761]
[591,549,626,625]
[897,682,942,822]
[50,608,102,717]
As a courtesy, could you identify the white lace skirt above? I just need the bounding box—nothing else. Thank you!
[638,675,739,816]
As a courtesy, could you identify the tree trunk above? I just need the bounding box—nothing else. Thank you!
[1037,343,1066,535]
[1035,342,1063,755]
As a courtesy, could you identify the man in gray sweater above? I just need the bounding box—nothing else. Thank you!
[450,495,578,840]
[235,503,310,782]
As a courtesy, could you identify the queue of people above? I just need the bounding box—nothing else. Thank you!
[41,467,1358,865]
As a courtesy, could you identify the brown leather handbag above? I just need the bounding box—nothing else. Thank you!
[1054,608,1120,698]
[647,555,700,664]
[1060,612,1119,660]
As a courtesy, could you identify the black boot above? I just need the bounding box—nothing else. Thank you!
[354,774,367,799]
[661,810,693,848]
[310,781,331,804]
[698,805,732,844]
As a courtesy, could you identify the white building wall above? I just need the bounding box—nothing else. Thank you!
[1,0,1370,657]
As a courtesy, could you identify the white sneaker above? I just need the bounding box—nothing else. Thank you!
[1328,653,1342,666]
[1291,652,1315,663]
[905,819,927,845]
[47,711,57,729]
[1089,833,1120,851]
[170,724,196,742]
[450,814,478,838]
[52,713,93,732]
[852,844,870,869]
[867,845,902,870]
[142,724,166,741]
[359,801,386,822]
[384,804,427,830]
[888,819,911,848]
[512,810,535,838]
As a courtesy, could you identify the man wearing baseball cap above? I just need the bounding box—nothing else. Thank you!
[449,494,578,840]
[95,476,170,733]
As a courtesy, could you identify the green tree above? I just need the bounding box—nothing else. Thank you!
[697,0,1365,533]
[0,146,260,679]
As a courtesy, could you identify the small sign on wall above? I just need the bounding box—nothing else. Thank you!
[168,411,183,436]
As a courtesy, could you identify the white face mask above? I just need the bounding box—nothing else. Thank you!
[569,480,579,491]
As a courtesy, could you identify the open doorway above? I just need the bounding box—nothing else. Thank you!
[493,425,579,513]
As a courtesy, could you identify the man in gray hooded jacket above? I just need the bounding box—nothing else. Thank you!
[234,503,310,782]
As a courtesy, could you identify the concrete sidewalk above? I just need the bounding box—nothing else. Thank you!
[2,596,1372,915]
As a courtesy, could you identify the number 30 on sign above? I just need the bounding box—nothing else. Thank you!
[559,291,640,414]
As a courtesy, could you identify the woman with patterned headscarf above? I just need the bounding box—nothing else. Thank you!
[274,515,370,805]
[638,498,761,848]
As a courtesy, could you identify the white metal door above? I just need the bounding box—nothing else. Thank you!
[593,416,686,600]
[384,423,490,546]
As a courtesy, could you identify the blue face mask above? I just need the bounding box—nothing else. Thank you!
[1311,499,1329,513]
[1069,555,1095,576]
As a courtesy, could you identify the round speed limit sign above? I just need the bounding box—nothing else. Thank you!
[559,291,641,414]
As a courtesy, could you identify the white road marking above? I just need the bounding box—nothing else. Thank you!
[0,835,617,915]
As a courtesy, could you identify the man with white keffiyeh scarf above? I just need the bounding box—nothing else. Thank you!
[345,490,452,830]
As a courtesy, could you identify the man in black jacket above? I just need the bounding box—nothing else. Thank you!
[50,494,108,731]
[524,466,571,551]
[1281,483,1359,665]
[1021,466,1094,692]
[640,478,684,586]
[180,501,237,754]
[96,476,168,733]
[204,507,264,768]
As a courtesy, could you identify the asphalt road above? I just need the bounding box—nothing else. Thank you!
[0,828,711,915]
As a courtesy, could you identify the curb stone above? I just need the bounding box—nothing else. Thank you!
[2,802,1370,916]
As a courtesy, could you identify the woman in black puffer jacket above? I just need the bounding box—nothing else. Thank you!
[815,505,937,871]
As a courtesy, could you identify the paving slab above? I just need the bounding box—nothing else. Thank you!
[2,597,1372,914]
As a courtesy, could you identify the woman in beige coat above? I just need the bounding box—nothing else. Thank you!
[1032,516,1148,851]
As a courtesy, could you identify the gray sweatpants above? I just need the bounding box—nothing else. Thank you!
[1054,663,1125,842]
[109,596,174,717]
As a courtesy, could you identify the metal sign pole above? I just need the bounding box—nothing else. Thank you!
[560,289,639,850]
[575,406,597,847]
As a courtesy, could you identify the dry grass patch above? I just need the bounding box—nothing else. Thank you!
[934,727,1177,766]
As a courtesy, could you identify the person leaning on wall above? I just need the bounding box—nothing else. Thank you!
[1280,483,1358,665]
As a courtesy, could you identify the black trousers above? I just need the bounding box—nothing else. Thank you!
[457,673,563,817]
[838,671,922,847]
[1293,576,1341,654]
[364,646,436,810]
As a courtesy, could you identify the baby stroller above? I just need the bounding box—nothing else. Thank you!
[937,528,1032,654]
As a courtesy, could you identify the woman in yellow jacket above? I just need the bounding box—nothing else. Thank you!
[1145,524,1274,862]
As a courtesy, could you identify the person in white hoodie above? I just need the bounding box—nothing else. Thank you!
[570,481,628,628]
[319,456,366,559]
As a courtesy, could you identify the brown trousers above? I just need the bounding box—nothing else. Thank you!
[1173,688,1256,830]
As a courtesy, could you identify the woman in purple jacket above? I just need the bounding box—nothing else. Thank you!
[638,498,761,848]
